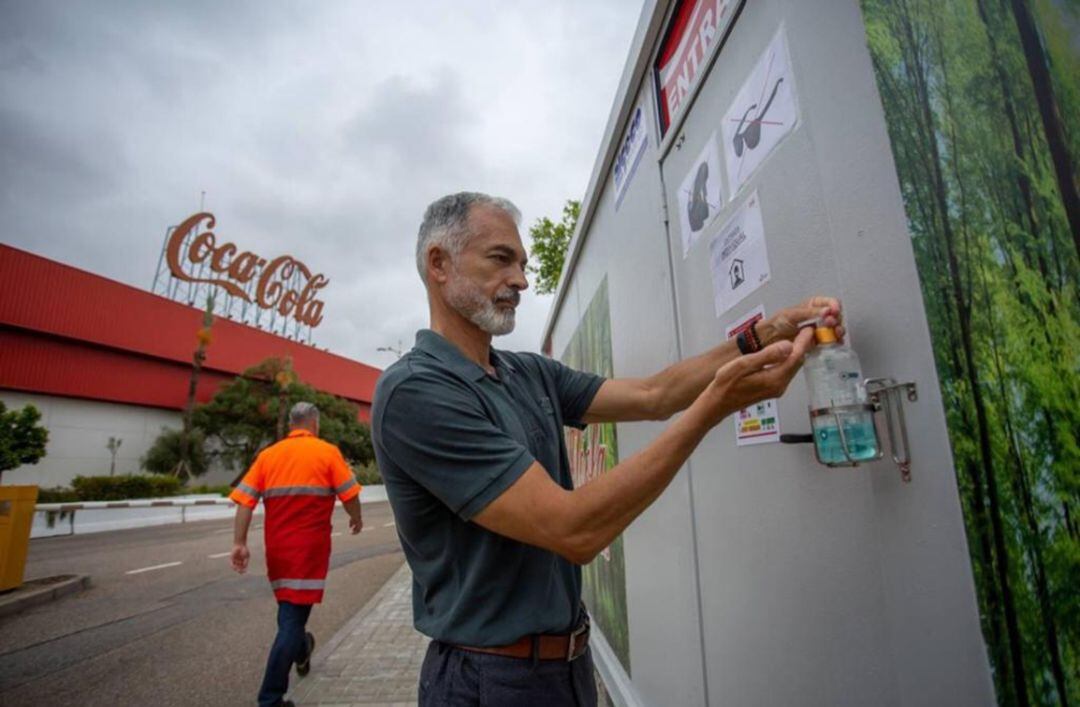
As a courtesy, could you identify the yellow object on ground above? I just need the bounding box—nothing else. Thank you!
[0,486,39,591]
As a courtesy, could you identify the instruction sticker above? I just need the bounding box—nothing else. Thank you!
[725,305,781,446]
[677,133,724,256]
[709,189,771,317]
[721,27,800,196]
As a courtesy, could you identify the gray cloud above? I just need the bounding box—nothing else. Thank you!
[0,1,640,368]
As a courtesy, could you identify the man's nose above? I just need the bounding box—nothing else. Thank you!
[510,265,529,292]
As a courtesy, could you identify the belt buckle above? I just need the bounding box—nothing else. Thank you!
[566,622,588,662]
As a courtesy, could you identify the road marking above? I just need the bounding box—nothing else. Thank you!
[331,532,342,537]
[126,561,183,575]
[383,521,396,527]
[208,552,231,559]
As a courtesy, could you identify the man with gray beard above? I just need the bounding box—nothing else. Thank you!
[371,192,842,706]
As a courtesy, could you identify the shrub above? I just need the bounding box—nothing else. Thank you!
[354,462,383,486]
[37,486,80,503]
[71,474,182,501]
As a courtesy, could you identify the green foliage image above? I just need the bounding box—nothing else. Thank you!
[860,0,1080,703]
[562,277,631,673]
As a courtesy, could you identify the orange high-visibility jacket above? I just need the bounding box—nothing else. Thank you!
[229,430,361,604]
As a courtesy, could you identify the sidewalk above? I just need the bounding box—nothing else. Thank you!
[290,563,613,707]
[291,562,426,706]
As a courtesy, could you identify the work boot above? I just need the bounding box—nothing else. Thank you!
[296,632,315,677]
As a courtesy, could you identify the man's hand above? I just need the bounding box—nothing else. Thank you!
[703,326,815,424]
[231,543,250,574]
[343,496,363,534]
[762,296,843,346]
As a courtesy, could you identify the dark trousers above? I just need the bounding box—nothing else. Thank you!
[419,640,598,707]
[258,601,313,707]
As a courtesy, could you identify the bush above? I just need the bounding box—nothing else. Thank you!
[354,462,383,486]
[37,486,80,503]
[71,474,182,501]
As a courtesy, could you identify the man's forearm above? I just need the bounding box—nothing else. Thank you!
[233,505,254,545]
[645,338,741,419]
[559,390,723,563]
[343,496,362,522]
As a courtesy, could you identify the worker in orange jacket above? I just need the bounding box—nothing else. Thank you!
[230,402,363,707]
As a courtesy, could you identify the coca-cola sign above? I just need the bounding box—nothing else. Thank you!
[165,212,328,328]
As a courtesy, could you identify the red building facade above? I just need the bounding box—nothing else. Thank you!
[0,244,379,419]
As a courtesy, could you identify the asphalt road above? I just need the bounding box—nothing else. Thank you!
[0,501,405,706]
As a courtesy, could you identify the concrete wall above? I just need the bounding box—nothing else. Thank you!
[546,0,994,704]
[0,391,183,488]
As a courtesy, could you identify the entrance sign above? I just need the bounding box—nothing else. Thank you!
[655,0,738,136]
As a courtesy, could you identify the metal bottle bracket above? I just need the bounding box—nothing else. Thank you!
[795,377,918,482]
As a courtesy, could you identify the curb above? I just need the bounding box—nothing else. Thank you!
[0,574,91,620]
[310,561,412,667]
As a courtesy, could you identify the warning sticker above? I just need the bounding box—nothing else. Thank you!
[725,304,781,446]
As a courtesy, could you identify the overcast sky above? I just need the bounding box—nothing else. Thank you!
[0,1,642,369]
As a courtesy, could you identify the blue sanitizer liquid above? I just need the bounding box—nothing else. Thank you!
[812,412,879,464]
[804,326,880,465]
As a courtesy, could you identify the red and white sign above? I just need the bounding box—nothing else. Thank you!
[655,0,737,135]
[724,304,781,446]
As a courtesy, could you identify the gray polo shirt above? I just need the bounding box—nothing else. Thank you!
[371,329,605,646]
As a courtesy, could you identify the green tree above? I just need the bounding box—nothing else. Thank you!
[141,428,208,477]
[527,199,580,295]
[176,294,215,479]
[191,357,374,475]
[0,402,49,484]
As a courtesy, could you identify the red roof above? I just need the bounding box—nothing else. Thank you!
[0,244,380,418]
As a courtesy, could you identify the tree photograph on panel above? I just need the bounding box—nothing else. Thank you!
[562,276,632,672]
[860,0,1079,704]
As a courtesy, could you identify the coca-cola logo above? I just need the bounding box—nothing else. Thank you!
[165,212,328,327]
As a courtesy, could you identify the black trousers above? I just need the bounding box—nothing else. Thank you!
[418,639,598,707]
[257,601,312,706]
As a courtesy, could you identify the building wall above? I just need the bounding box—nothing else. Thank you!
[0,391,182,487]
[0,244,379,418]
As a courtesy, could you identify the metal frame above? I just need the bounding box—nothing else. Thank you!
[807,379,918,482]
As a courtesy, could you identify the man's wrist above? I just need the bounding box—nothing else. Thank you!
[756,320,781,346]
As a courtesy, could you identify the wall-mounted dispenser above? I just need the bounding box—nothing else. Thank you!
[781,322,918,481]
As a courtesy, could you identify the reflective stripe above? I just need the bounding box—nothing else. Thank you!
[334,478,358,495]
[270,578,326,590]
[263,485,334,498]
[236,482,261,499]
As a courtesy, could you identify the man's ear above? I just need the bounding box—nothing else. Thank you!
[427,246,452,285]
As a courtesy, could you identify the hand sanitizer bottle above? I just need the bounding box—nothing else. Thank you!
[803,324,879,464]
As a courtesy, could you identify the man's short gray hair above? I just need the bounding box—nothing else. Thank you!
[289,402,319,427]
[416,192,521,283]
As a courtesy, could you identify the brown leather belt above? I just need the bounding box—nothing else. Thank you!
[454,622,590,662]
